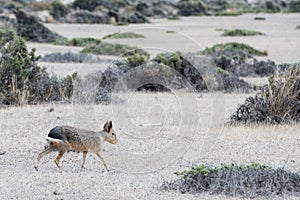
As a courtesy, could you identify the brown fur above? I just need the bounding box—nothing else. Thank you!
[35,120,117,173]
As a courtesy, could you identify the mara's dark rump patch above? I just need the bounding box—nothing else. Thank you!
[48,126,65,140]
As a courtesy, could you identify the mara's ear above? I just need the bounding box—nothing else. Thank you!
[107,121,113,133]
[103,120,113,132]
[103,120,109,132]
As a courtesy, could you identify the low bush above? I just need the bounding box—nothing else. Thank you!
[81,42,149,57]
[214,10,244,16]
[229,64,300,124]
[166,30,176,34]
[13,9,66,43]
[167,15,180,20]
[221,29,266,36]
[40,52,101,63]
[72,0,101,11]
[126,53,149,67]
[153,52,249,92]
[202,42,268,57]
[65,9,110,24]
[177,0,207,16]
[288,1,300,12]
[65,37,102,47]
[0,30,76,106]
[162,163,300,198]
[200,42,270,77]
[50,0,69,21]
[254,17,266,20]
[102,32,145,40]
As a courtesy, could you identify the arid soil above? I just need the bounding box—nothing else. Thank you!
[1,93,299,199]
[1,14,300,199]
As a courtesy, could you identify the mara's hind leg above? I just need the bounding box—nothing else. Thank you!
[81,151,88,171]
[55,149,66,173]
[35,145,56,171]
[95,151,110,172]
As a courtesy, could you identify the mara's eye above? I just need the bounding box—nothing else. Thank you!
[112,133,115,136]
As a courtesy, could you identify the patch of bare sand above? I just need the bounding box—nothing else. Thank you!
[44,14,300,64]
[0,92,299,199]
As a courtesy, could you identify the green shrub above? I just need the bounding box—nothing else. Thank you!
[126,53,148,67]
[221,29,266,36]
[217,67,229,76]
[202,42,268,56]
[66,37,102,47]
[81,42,149,57]
[155,52,183,72]
[214,10,244,16]
[102,32,145,40]
[0,30,75,106]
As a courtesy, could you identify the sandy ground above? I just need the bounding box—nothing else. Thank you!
[40,13,300,62]
[1,14,300,199]
[0,92,300,199]
[26,13,300,78]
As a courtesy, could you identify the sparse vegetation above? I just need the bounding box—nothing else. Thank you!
[162,163,300,198]
[13,9,66,43]
[0,30,76,106]
[230,64,300,124]
[72,0,102,11]
[155,52,183,72]
[254,16,266,20]
[214,11,244,16]
[102,32,145,40]
[65,37,102,47]
[81,42,149,57]
[221,29,266,36]
[177,0,207,16]
[50,0,68,21]
[217,67,229,76]
[166,30,176,34]
[288,1,300,12]
[167,15,180,20]
[202,42,268,57]
[40,52,101,63]
[126,53,149,67]
[115,22,129,26]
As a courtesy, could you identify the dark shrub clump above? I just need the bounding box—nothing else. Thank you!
[162,163,300,198]
[229,65,300,124]
[13,9,65,43]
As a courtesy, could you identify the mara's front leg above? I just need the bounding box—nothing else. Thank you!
[95,151,110,171]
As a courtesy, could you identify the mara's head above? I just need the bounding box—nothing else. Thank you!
[103,120,117,144]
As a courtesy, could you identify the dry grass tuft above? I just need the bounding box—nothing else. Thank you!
[229,64,300,124]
